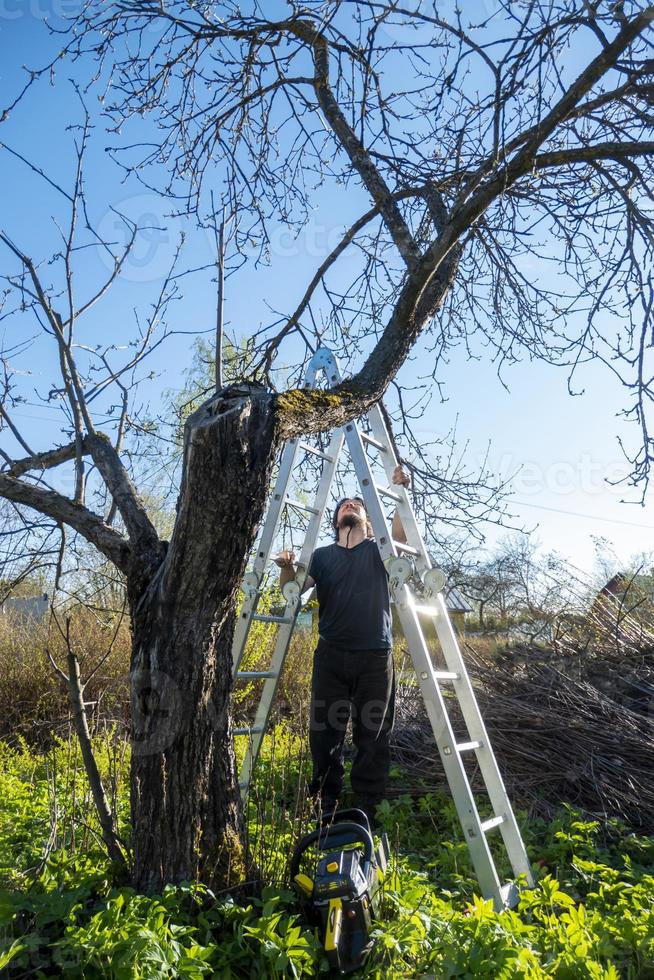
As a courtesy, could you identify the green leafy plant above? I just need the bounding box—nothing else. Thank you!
[2,731,654,978]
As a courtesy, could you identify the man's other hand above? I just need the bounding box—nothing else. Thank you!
[392,464,411,489]
[273,550,296,568]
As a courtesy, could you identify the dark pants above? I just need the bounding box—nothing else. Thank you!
[309,638,395,805]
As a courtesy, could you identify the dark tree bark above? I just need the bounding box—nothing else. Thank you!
[128,389,280,891]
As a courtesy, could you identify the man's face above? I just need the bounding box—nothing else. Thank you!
[336,498,367,529]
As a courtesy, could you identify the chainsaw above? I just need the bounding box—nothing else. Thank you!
[290,808,390,974]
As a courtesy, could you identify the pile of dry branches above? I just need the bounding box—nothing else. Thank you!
[392,627,654,832]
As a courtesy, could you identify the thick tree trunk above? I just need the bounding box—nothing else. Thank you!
[128,389,280,893]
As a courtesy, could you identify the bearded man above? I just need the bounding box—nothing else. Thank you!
[276,466,410,827]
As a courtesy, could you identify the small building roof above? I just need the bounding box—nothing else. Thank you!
[444,585,474,614]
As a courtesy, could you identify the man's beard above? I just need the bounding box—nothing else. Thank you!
[339,512,365,531]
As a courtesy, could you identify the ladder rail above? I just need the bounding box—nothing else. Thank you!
[232,435,303,673]
[365,403,534,886]
[341,407,531,906]
[393,591,504,902]
[420,592,534,884]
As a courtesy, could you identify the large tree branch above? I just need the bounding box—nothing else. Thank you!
[456,6,654,213]
[86,432,161,555]
[288,20,421,270]
[275,237,462,438]
[0,473,131,573]
[534,140,654,168]
[6,438,91,478]
[257,184,429,375]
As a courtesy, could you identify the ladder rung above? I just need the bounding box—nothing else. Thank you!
[480,815,505,834]
[233,726,264,736]
[236,670,278,679]
[433,671,460,680]
[252,613,292,625]
[298,442,334,463]
[412,603,439,616]
[456,740,483,753]
[361,433,388,452]
[286,497,319,515]
[394,541,420,555]
[375,484,402,502]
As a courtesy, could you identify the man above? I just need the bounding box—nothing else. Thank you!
[275,465,410,827]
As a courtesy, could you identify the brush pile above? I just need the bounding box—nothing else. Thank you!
[392,614,654,831]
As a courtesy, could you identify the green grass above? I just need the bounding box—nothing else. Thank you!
[1,729,653,978]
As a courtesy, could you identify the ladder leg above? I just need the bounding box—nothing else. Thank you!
[394,596,505,905]
[428,594,534,886]
[232,436,302,673]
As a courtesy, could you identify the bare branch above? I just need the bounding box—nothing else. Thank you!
[0,473,130,573]
[6,438,91,478]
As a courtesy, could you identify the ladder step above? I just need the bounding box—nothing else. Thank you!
[412,603,439,616]
[375,483,402,502]
[298,442,334,463]
[456,740,483,753]
[394,541,420,555]
[433,671,460,681]
[480,815,505,834]
[236,670,278,679]
[233,726,264,736]
[286,497,320,515]
[252,613,292,625]
[361,432,388,452]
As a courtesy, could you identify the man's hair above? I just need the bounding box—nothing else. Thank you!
[332,497,373,541]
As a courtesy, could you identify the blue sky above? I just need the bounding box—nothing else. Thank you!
[0,7,651,576]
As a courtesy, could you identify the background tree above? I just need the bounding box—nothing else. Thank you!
[1,1,653,892]
[457,533,585,639]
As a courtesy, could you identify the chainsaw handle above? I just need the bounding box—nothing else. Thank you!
[290,822,374,881]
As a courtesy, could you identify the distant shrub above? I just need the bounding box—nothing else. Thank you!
[0,611,131,745]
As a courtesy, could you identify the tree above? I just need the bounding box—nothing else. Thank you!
[459,533,583,639]
[1,1,653,892]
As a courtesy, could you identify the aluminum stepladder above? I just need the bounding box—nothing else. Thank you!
[231,347,534,910]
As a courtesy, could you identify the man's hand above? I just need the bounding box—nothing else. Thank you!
[392,464,411,489]
[391,465,410,544]
[273,550,296,568]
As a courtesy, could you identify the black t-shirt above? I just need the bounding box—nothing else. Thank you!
[308,539,392,650]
